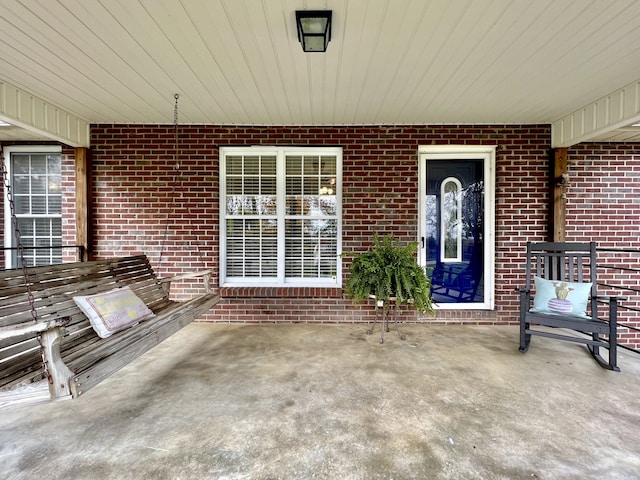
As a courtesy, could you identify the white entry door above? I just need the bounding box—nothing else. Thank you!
[418,146,495,310]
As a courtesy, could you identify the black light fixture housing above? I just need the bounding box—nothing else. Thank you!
[296,10,332,53]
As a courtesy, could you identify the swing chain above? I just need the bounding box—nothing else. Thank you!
[0,148,36,322]
[0,146,52,384]
[160,93,208,275]
[159,93,181,272]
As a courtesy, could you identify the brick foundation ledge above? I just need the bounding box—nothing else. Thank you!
[219,286,343,299]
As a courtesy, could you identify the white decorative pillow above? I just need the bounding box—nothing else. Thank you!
[73,286,155,338]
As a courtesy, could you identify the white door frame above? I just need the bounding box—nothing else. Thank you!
[418,145,496,310]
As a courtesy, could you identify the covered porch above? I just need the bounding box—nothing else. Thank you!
[1,3,640,477]
[2,322,639,479]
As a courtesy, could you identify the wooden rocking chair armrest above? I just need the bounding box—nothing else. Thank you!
[515,286,530,294]
[0,317,70,341]
[594,295,628,303]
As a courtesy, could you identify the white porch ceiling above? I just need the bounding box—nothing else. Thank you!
[1,0,640,145]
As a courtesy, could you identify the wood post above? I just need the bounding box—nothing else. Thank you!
[550,148,568,242]
[75,147,91,261]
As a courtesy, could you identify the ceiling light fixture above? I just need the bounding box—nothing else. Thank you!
[296,10,332,53]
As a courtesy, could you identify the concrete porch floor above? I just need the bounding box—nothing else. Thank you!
[1,323,640,480]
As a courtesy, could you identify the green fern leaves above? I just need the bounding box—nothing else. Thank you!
[342,234,433,314]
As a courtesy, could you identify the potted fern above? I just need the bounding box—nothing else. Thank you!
[342,234,433,315]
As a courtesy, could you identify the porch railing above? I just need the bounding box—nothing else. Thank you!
[597,247,640,354]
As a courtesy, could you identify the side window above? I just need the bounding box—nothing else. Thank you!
[441,177,462,262]
[3,146,63,267]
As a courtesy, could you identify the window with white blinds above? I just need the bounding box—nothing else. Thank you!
[220,146,342,287]
[3,146,63,268]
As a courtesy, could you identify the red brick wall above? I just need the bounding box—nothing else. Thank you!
[2,128,639,347]
[89,124,552,326]
[61,146,79,261]
[566,143,640,348]
[566,143,640,245]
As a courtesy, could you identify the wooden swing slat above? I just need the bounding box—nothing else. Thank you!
[0,317,69,340]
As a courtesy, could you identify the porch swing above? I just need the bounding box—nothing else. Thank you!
[0,95,220,408]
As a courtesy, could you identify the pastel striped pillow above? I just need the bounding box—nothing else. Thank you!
[74,286,155,338]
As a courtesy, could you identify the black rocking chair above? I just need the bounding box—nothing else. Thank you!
[517,242,622,371]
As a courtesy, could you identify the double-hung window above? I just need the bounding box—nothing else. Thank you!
[220,146,342,287]
[3,146,63,268]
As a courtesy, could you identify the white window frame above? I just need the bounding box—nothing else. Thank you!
[3,145,63,269]
[418,145,496,310]
[219,146,342,287]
